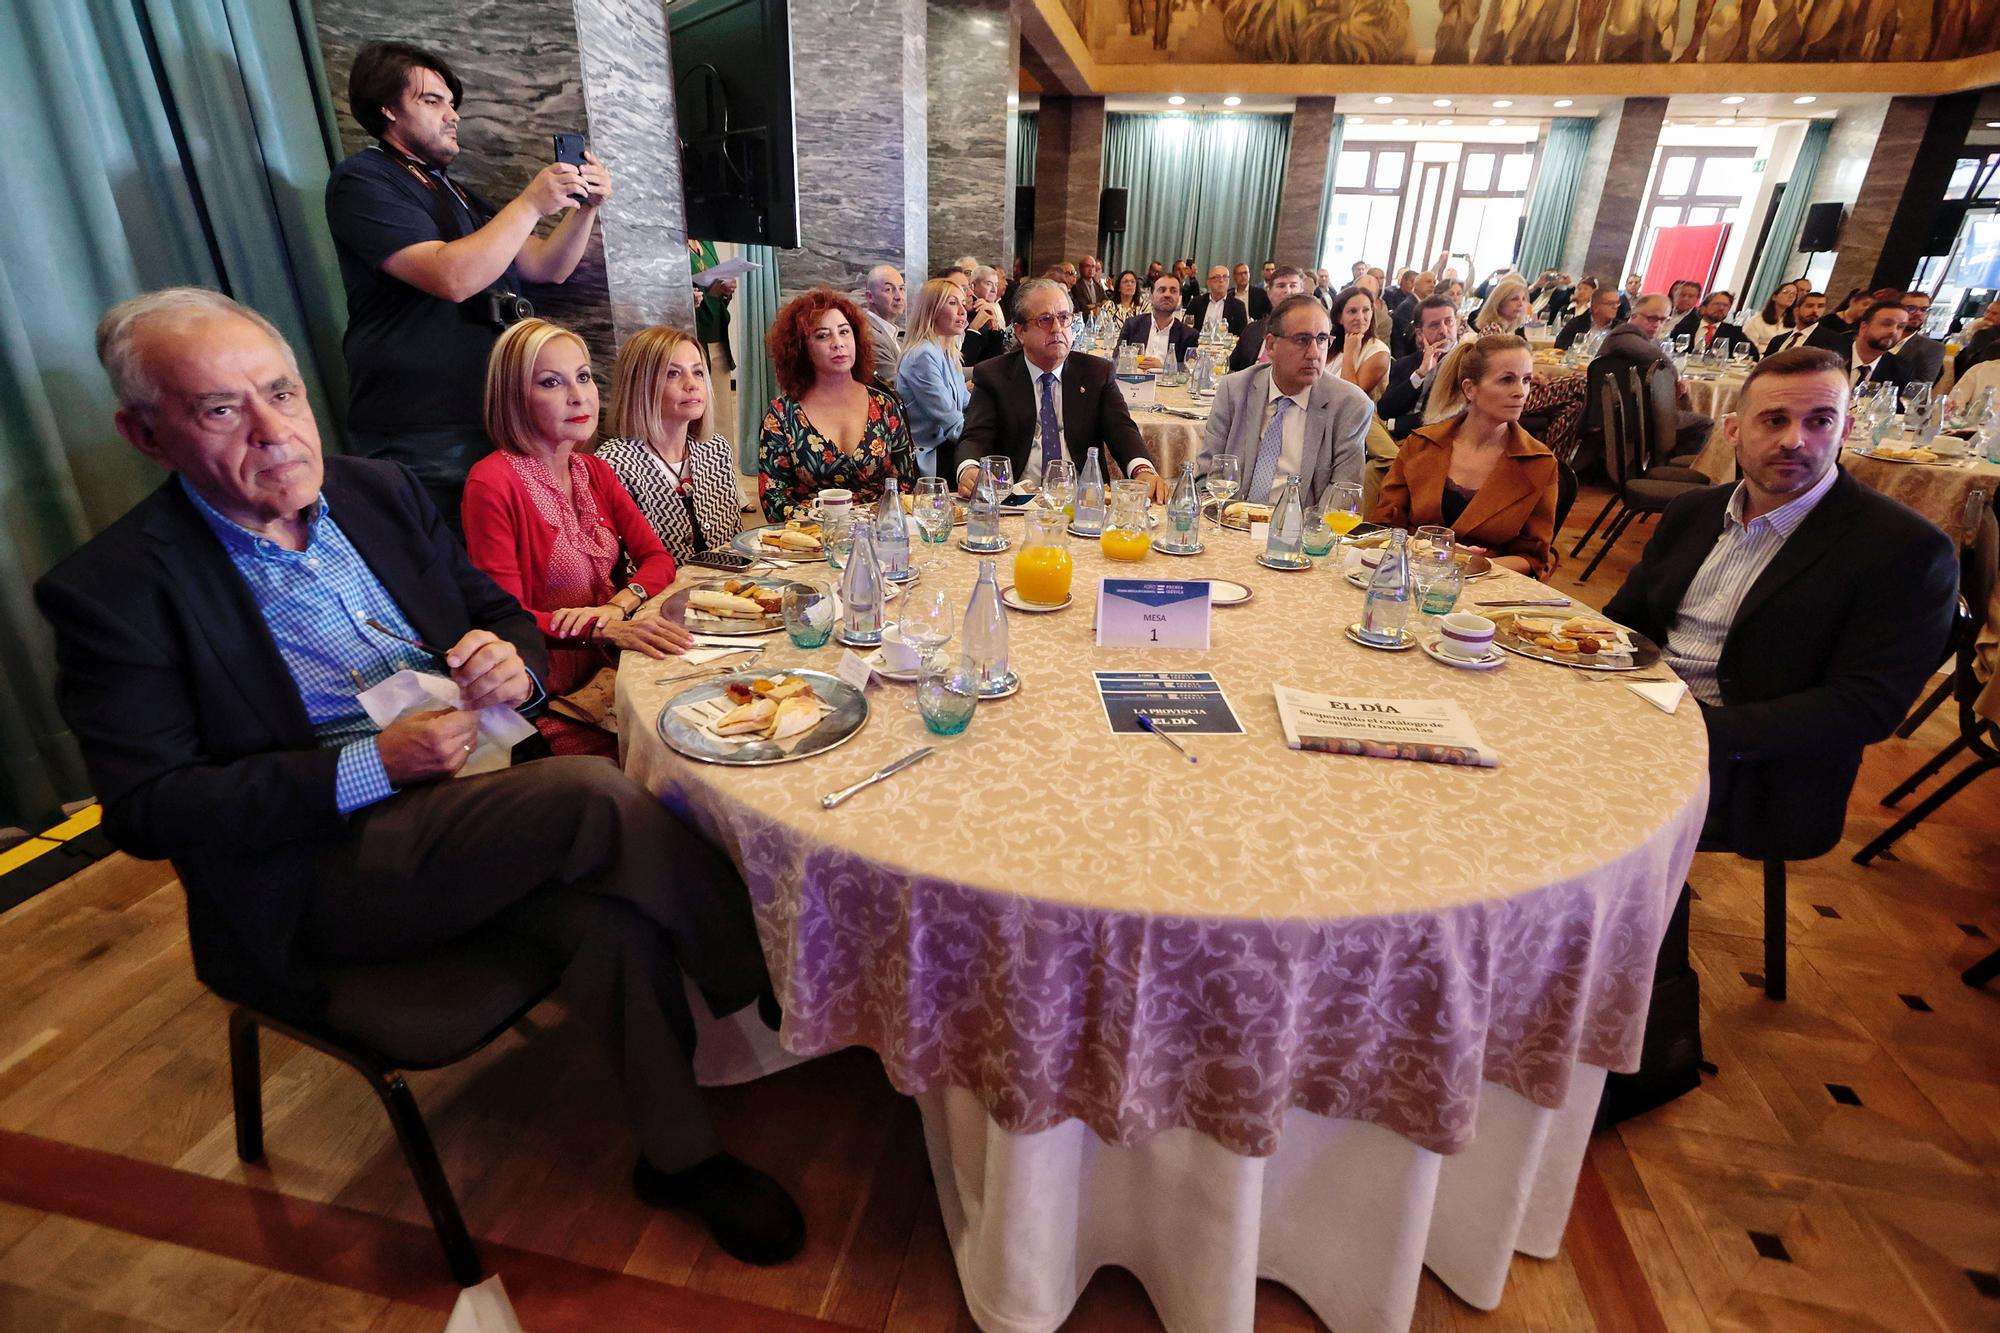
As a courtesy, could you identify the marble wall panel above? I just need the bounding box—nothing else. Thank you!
[1031,95,1104,272]
[1562,108,1620,281]
[1824,96,1974,296]
[926,0,1017,271]
[1271,98,1337,268]
[780,0,929,301]
[1582,98,1667,286]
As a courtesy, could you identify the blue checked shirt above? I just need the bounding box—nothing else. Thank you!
[184,480,446,815]
[1663,465,1839,707]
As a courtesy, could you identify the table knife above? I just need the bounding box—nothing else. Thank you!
[1475,598,1572,608]
[820,746,934,809]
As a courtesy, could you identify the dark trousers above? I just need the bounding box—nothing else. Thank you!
[301,756,768,1171]
[347,426,494,537]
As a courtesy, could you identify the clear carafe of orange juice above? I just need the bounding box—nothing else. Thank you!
[1099,478,1153,561]
[1012,508,1074,605]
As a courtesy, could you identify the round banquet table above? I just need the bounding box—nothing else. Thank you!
[1682,368,1748,424]
[1124,383,1214,479]
[618,527,1708,1333]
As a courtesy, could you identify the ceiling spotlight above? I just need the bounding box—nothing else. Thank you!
[1393,117,1409,125]
[1721,95,1745,105]
[1488,118,1506,126]
[1553,99,1573,108]
[1493,100,1513,109]
[1433,99,1452,108]
[1438,118,1454,126]
[1222,95,1242,107]
[1989,121,2000,128]
[1373,95,1394,105]
[1351,117,1366,125]
[1793,95,1817,105]
[1167,95,1186,106]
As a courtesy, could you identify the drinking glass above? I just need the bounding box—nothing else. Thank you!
[1323,480,1364,542]
[894,584,955,711]
[1040,458,1077,520]
[1673,334,1691,357]
[822,511,856,573]
[1205,455,1241,516]
[781,580,834,649]
[981,454,1014,500]
[917,651,979,735]
[1903,382,1932,419]
[1413,524,1457,567]
[1301,489,1337,557]
[912,477,955,544]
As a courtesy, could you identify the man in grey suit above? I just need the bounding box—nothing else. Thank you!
[1195,294,1372,506]
[860,264,905,385]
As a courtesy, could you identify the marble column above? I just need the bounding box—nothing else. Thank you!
[1580,98,1667,287]
[1031,95,1105,273]
[927,0,1017,273]
[1561,109,1620,279]
[1270,98,1337,268]
[1828,95,1979,297]
[779,0,928,301]
[312,0,692,365]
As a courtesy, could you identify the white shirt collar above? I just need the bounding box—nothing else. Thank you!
[1724,462,1838,538]
[1266,373,1313,412]
[1026,356,1065,388]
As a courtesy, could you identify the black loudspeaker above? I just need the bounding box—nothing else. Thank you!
[1015,185,1034,228]
[1798,201,1843,252]
[1099,187,1129,234]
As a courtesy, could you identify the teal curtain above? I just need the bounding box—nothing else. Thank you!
[1515,118,1594,279]
[1102,112,1291,277]
[0,0,347,831]
[1013,112,1038,187]
[1748,119,1833,312]
[736,245,780,475]
[1312,114,1346,272]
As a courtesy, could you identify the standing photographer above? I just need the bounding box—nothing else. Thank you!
[326,40,614,530]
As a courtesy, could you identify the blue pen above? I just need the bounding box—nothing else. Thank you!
[1136,711,1198,764]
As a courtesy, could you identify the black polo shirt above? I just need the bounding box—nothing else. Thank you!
[324,145,523,433]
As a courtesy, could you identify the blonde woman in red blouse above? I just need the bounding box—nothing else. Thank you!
[462,318,690,754]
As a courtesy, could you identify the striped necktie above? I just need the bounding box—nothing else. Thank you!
[1249,395,1292,504]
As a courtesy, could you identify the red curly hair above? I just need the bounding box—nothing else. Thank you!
[766,286,876,399]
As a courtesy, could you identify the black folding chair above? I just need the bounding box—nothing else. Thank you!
[1573,368,1708,582]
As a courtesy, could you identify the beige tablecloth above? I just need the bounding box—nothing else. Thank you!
[1125,383,1212,479]
[1683,370,1748,423]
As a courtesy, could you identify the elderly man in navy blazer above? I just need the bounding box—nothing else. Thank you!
[35,288,805,1265]
[1194,294,1373,506]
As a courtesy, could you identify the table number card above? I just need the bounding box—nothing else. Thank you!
[836,649,876,690]
[1095,578,1211,650]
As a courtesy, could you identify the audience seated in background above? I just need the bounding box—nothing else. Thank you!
[597,325,743,566]
[35,288,804,1265]
[759,287,916,521]
[1947,352,2000,411]
[462,319,684,757]
[1328,284,1393,398]
[961,265,1009,367]
[1228,266,1310,373]
[1764,290,1825,355]
[324,40,613,531]
[1671,291,1759,359]
[1555,285,1623,351]
[1196,294,1371,509]
[859,264,906,385]
[1073,255,1108,315]
[1108,269,1146,322]
[1604,346,1957,861]
[1373,334,1559,577]
[1543,275,1594,330]
[1804,287,1874,352]
[1232,263,1272,321]
[1188,265,1248,337]
[1955,297,2000,378]
[1845,300,1914,391]
[1668,281,1703,321]
[1379,296,1462,440]
[1177,259,1202,305]
[1739,285,1798,355]
[1472,278,1532,336]
[1893,290,1945,386]
[954,278,1165,501]
[1586,293,1714,465]
[896,277,973,477]
[1123,273,1198,366]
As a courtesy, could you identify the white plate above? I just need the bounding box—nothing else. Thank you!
[1420,636,1505,671]
[1001,585,1071,613]
[1255,552,1314,573]
[862,650,921,682]
[1207,579,1251,606]
[1345,622,1417,652]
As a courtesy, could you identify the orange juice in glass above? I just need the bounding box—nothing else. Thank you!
[1100,479,1153,561]
[1325,509,1363,536]
[1013,509,1073,604]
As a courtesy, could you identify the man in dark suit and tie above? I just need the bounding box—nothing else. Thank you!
[1227,266,1310,372]
[1231,263,1272,321]
[1845,300,1914,393]
[1377,296,1461,438]
[35,288,805,1265]
[954,278,1167,500]
[1121,273,1198,365]
[1670,290,1760,359]
[1186,265,1247,337]
[1604,345,1955,860]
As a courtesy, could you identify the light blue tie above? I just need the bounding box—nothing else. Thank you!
[1038,372,1062,469]
[1249,395,1291,505]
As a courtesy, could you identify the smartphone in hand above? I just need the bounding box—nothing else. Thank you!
[552,132,591,206]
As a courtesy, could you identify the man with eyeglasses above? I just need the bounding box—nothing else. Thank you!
[1892,290,1944,386]
[1588,293,1715,464]
[953,278,1168,501]
[1195,294,1371,507]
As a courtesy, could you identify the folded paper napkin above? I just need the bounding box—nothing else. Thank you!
[686,632,770,664]
[1627,680,1687,713]
[358,669,537,776]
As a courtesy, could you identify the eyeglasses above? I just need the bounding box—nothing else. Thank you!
[1277,332,1333,350]
[1022,311,1074,331]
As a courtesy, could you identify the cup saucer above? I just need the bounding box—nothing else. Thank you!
[1420,635,1504,670]
[1000,585,1071,613]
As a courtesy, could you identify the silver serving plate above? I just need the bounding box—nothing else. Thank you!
[666,577,813,636]
[732,525,826,564]
[656,669,869,765]
[1492,624,1664,672]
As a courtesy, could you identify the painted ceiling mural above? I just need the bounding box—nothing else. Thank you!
[1070,0,2000,64]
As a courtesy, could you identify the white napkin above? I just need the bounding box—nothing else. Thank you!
[357,669,536,776]
[1627,680,1687,713]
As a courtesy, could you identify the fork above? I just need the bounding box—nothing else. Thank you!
[1582,672,1672,684]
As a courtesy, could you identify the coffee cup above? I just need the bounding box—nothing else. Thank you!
[815,489,855,521]
[878,628,922,673]
[1438,611,1496,660]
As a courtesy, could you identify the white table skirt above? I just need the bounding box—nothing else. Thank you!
[687,993,1604,1333]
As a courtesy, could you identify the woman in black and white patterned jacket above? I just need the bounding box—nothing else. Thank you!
[598,325,744,563]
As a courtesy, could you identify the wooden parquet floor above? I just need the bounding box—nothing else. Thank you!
[1,483,1995,1331]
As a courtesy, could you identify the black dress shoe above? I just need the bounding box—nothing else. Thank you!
[633,1153,805,1265]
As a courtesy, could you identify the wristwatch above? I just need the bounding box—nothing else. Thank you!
[620,581,647,618]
